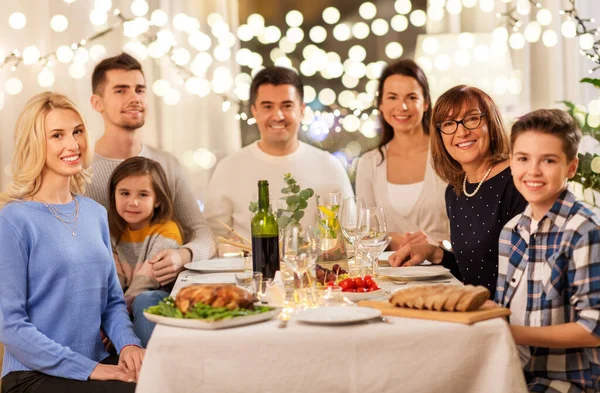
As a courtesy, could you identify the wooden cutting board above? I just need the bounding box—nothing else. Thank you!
[357,300,510,325]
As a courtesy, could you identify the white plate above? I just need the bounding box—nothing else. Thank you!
[378,251,395,262]
[181,273,237,284]
[185,257,244,272]
[295,306,382,325]
[378,266,450,280]
[341,289,385,302]
[378,251,432,266]
[143,307,280,330]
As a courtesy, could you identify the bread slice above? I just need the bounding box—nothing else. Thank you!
[430,286,457,311]
[442,287,467,311]
[390,286,423,307]
[455,285,490,311]
[421,285,449,310]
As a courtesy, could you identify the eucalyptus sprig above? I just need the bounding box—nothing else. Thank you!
[562,78,600,205]
[248,173,314,228]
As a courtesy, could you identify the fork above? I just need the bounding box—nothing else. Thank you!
[378,316,392,324]
[393,280,451,285]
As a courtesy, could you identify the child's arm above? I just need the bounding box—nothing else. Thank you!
[125,224,182,298]
[510,323,600,348]
[113,252,129,288]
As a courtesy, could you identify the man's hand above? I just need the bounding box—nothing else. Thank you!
[118,345,145,382]
[89,363,134,383]
[147,248,191,286]
[388,243,443,267]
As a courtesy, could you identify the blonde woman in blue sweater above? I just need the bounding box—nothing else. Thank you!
[108,157,188,347]
[0,92,144,392]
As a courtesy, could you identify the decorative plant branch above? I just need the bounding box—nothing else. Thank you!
[248,173,314,228]
[562,77,600,206]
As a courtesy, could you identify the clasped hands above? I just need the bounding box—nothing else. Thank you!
[89,345,145,383]
[115,248,190,287]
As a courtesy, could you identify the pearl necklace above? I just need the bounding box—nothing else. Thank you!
[462,166,493,198]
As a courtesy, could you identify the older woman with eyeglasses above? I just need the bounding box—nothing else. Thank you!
[389,85,527,298]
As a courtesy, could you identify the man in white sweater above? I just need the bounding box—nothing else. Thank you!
[87,53,216,284]
[204,66,354,240]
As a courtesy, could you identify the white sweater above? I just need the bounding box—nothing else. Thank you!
[355,145,450,244]
[204,141,354,240]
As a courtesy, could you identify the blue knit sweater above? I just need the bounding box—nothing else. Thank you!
[0,196,141,380]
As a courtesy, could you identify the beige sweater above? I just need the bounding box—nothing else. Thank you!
[86,145,216,260]
[355,146,450,244]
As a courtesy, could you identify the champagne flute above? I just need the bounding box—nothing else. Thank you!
[282,225,320,303]
[339,197,367,275]
[358,207,390,277]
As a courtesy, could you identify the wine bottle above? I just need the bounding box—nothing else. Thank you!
[251,180,279,279]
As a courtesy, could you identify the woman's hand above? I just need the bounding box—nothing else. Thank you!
[89,363,134,383]
[389,231,429,250]
[388,243,443,267]
[119,345,145,381]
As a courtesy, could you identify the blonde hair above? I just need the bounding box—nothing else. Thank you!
[0,92,93,207]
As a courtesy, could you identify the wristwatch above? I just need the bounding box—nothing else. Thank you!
[441,239,453,252]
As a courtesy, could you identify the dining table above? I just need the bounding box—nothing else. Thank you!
[135,256,528,393]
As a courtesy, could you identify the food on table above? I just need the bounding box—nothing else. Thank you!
[315,263,348,285]
[176,284,257,312]
[145,285,273,321]
[390,284,489,312]
[336,275,380,293]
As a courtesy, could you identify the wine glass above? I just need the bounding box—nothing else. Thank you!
[281,225,320,304]
[358,207,390,277]
[339,197,367,275]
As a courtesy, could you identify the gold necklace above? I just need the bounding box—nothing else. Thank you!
[462,166,493,198]
[42,197,80,237]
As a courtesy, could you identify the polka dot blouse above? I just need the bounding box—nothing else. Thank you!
[444,166,527,298]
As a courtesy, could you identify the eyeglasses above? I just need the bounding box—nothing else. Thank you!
[437,113,487,135]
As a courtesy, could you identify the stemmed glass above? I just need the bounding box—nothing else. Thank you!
[357,207,390,277]
[281,225,320,304]
[339,197,367,275]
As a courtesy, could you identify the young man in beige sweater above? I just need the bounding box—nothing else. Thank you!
[87,53,216,342]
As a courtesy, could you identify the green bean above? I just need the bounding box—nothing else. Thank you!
[146,297,273,320]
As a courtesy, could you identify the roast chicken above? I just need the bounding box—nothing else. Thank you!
[175,284,257,312]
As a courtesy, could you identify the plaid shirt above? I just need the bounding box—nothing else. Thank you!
[496,190,600,393]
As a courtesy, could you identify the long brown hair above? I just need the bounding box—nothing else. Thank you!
[375,59,432,165]
[108,157,192,244]
[430,85,509,195]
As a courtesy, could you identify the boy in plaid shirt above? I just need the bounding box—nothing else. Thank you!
[496,109,600,393]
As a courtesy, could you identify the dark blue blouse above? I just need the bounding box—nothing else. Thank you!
[443,166,527,298]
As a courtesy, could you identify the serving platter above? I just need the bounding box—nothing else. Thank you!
[143,307,280,330]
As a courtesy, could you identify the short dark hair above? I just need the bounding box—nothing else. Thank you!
[91,52,144,95]
[249,66,303,105]
[375,59,432,165]
[511,109,582,161]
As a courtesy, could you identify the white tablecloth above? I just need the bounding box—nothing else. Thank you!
[136,272,527,393]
